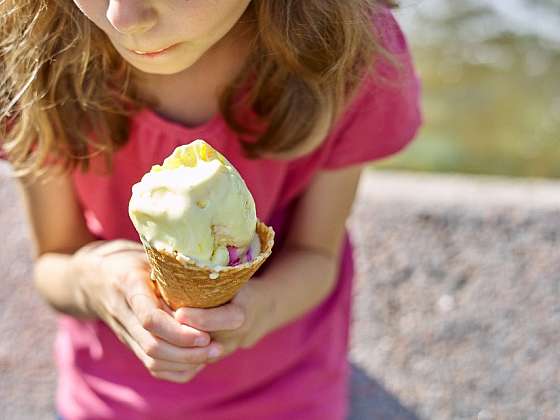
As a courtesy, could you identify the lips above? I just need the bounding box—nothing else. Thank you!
[129,43,178,56]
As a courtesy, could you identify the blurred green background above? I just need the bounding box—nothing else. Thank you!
[378,0,560,178]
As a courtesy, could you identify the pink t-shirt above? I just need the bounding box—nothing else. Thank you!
[51,10,421,420]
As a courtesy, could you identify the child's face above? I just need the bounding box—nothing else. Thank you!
[73,0,252,75]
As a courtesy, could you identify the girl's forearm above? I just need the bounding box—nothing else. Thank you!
[255,245,339,333]
[33,252,97,319]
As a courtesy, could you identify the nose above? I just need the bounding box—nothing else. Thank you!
[106,0,157,35]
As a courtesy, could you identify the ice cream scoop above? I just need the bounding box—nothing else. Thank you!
[129,139,258,268]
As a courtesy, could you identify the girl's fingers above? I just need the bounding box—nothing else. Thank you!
[114,294,223,364]
[127,318,223,364]
[174,303,246,332]
[136,298,211,347]
[122,319,207,382]
[150,367,205,384]
[110,318,205,384]
[122,271,211,347]
[143,358,203,373]
[108,272,224,364]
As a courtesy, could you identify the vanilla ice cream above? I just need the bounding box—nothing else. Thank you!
[129,140,260,268]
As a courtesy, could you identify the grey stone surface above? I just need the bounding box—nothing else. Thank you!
[0,163,58,420]
[1,164,559,419]
[348,172,560,420]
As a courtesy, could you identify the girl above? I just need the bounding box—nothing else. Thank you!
[1,1,421,419]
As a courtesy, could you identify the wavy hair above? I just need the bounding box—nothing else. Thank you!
[1,0,396,177]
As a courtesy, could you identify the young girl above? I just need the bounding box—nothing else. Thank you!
[1,1,421,419]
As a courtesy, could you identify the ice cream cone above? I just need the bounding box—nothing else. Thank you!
[141,221,275,309]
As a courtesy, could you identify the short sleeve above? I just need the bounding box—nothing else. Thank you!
[321,8,422,170]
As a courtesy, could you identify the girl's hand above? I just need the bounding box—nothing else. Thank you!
[74,240,224,383]
[174,281,274,361]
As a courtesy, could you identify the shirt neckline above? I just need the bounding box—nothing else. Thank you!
[134,107,225,141]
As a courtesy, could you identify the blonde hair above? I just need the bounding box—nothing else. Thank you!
[1,0,396,177]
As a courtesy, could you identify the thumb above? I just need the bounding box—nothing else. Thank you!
[122,269,161,314]
[122,270,211,346]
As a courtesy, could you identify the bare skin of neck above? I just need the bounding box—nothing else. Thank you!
[132,20,253,128]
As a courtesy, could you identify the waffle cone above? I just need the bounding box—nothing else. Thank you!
[142,221,275,309]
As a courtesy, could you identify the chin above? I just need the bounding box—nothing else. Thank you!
[128,63,190,75]
[124,57,198,75]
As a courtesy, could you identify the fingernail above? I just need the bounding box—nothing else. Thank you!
[195,336,209,346]
[208,345,221,359]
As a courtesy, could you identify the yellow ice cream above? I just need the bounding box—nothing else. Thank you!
[129,140,257,267]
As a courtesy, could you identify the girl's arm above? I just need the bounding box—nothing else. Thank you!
[17,172,222,383]
[19,172,98,318]
[175,164,364,352]
[257,164,364,332]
